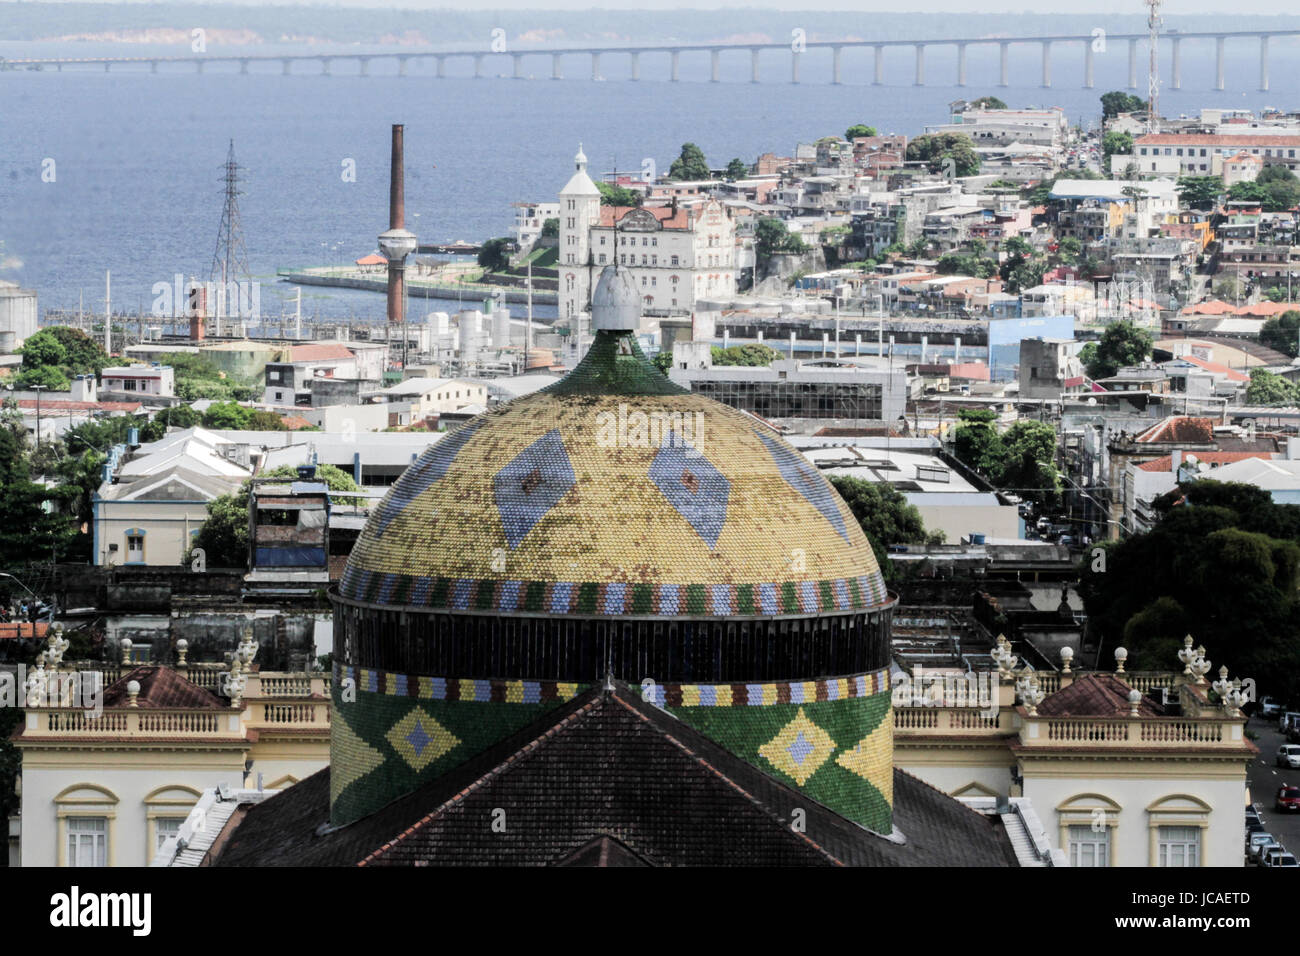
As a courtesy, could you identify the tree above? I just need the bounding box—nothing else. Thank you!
[1079,484,1300,698]
[1176,175,1223,210]
[1082,321,1152,379]
[139,404,202,442]
[476,237,513,272]
[1054,237,1083,266]
[905,132,980,177]
[540,217,559,238]
[1100,91,1147,119]
[711,344,779,367]
[996,419,1061,504]
[18,328,108,389]
[19,329,67,371]
[667,143,710,181]
[596,181,641,207]
[15,364,70,390]
[1246,368,1300,405]
[0,427,78,568]
[828,475,941,580]
[952,408,1003,476]
[248,410,289,430]
[969,95,1008,110]
[1260,310,1300,358]
[844,124,878,140]
[45,327,108,376]
[189,463,361,570]
[201,401,251,430]
[754,218,806,257]
[724,158,749,180]
[1101,130,1133,172]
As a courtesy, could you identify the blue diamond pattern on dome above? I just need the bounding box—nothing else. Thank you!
[374,420,483,538]
[788,731,815,768]
[493,429,577,549]
[756,432,850,543]
[648,431,729,548]
[406,719,432,756]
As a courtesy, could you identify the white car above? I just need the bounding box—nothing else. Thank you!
[1260,697,1283,718]
[1248,832,1278,862]
[1279,745,1300,769]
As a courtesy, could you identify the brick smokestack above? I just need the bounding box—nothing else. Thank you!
[387,124,406,328]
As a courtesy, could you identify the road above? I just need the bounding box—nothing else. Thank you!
[1245,715,1300,862]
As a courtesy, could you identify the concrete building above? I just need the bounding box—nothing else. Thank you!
[380,377,488,423]
[668,348,907,424]
[99,364,175,401]
[512,200,559,251]
[558,145,736,353]
[1018,338,1085,399]
[892,641,1254,867]
[11,634,328,867]
[792,436,1020,544]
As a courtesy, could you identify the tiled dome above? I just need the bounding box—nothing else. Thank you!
[340,333,889,618]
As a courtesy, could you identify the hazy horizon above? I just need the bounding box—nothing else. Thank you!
[2,0,1295,13]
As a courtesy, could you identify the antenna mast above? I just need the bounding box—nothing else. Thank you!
[210,139,250,327]
[1146,0,1162,133]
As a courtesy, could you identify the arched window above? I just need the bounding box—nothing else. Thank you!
[144,785,201,860]
[1056,793,1122,867]
[54,783,120,867]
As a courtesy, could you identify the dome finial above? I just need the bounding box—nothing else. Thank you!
[575,143,587,170]
[591,264,641,332]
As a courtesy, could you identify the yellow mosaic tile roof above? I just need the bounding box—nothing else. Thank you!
[341,335,887,614]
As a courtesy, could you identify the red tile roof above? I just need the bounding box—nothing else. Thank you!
[1137,450,1275,472]
[288,344,355,363]
[1135,416,1215,444]
[1180,299,1237,315]
[0,622,48,640]
[1179,354,1249,382]
[101,666,228,710]
[1037,673,1162,717]
[598,206,691,229]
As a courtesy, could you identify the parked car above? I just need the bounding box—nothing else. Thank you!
[1282,712,1300,733]
[1278,745,1300,769]
[1277,786,1300,811]
[1247,806,1263,827]
[1248,832,1278,861]
[1261,848,1299,868]
[1261,697,1283,718]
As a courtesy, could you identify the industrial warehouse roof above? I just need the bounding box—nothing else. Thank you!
[211,682,1017,867]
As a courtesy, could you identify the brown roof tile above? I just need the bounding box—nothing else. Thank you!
[101,666,229,710]
[1037,673,1162,718]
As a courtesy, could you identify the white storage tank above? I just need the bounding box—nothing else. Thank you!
[491,305,512,348]
[457,309,483,363]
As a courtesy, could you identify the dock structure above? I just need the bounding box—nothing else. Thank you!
[1,29,1295,90]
